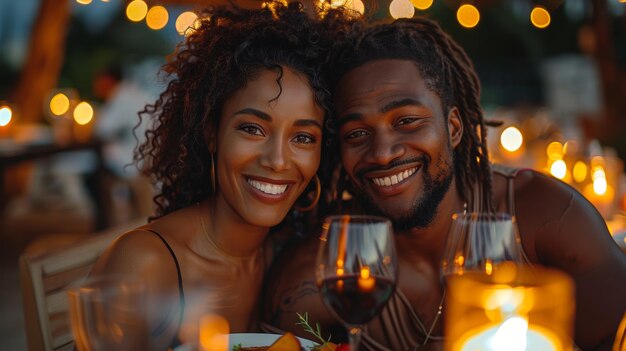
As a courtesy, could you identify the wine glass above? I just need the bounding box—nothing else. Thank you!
[67,276,148,351]
[441,212,527,279]
[315,215,397,350]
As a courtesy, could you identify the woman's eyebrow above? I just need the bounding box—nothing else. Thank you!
[233,108,271,121]
[294,119,322,129]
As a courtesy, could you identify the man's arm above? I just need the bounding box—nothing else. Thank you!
[514,170,626,350]
[262,235,344,342]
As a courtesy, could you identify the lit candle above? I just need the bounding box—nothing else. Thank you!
[453,316,561,351]
[357,266,375,291]
[445,266,574,351]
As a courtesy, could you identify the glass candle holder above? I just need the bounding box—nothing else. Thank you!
[445,264,574,351]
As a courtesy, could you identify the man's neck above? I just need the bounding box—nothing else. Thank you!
[398,182,465,266]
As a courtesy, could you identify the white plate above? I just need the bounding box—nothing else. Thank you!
[228,333,318,349]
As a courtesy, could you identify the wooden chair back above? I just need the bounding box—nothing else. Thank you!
[19,219,143,351]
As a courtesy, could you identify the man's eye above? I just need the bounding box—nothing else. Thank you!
[239,124,264,136]
[292,134,316,144]
[345,129,369,140]
[396,117,418,126]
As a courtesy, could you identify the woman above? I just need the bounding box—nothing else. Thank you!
[89,2,354,349]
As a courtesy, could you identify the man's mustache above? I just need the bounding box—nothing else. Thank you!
[354,155,429,181]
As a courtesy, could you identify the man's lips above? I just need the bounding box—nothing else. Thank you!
[367,166,419,187]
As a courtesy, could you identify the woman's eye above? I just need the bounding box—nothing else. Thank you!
[292,134,316,144]
[239,124,264,136]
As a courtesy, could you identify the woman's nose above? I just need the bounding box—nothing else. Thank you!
[259,137,290,172]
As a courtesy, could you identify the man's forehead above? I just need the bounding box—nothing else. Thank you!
[334,59,428,107]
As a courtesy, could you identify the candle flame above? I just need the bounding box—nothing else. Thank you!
[358,266,376,291]
[490,316,528,351]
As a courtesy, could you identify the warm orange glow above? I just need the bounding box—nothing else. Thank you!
[573,161,587,183]
[546,141,564,160]
[593,177,607,195]
[199,315,229,351]
[358,266,376,291]
[336,267,344,276]
[0,106,12,127]
[455,255,465,267]
[126,0,148,22]
[531,6,551,29]
[146,6,169,30]
[550,160,567,180]
[410,0,433,10]
[73,102,94,125]
[485,260,493,275]
[76,0,92,4]
[389,0,415,19]
[346,0,365,15]
[176,11,198,36]
[457,4,480,28]
[500,126,523,152]
[50,93,70,116]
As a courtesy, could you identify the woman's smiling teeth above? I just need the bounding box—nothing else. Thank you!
[248,179,288,195]
[371,167,418,187]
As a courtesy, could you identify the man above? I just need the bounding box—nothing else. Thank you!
[262,17,626,351]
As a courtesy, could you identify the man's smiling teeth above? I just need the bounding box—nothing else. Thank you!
[248,179,288,195]
[371,167,417,187]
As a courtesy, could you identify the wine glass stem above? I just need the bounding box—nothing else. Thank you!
[348,326,363,351]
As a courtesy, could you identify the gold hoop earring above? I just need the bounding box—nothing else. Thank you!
[210,152,216,194]
[297,175,321,212]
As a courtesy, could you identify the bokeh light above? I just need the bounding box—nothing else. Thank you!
[531,6,551,29]
[126,0,148,22]
[546,141,564,160]
[389,0,415,19]
[550,160,567,180]
[410,0,433,10]
[73,101,94,125]
[76,0,93,4]
[593,177,607,195]
[457,4,480,28]
[346,0,365,15]
[500,126,523,152]
[0,106,12,127]
[572,161,587,183]
[146,6,169,30]
[50,93,70,116]
[175,11,198,36]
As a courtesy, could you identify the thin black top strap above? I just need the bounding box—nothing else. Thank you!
[143,229,185,347]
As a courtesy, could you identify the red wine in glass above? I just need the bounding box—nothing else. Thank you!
[319,274,395,326]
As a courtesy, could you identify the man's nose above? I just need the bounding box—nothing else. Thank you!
[366,133,404,165]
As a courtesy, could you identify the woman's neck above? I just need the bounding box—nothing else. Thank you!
[199,197,269,259]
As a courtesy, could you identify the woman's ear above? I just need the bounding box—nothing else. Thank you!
[447,107,463,148]
[204,127,216,153]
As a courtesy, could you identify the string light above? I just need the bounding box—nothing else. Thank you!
[0,106,12,127]
[73,102,94,125]
[126,0,148,22]
[146,6,169,30]
[500,126,523,152]
[50,93,70,116]
[175,11,198,36]
[389,0,415,19]
[410,0,433,10]
[457,4,480,28]
[531,6,551,29]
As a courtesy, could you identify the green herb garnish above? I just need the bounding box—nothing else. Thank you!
[296,312,335,351]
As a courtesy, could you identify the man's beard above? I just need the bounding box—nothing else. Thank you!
[353,153,454,232]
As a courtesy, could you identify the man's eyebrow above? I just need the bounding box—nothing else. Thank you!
[380,98,424,114]
[337,113,362,127]
[294,119,323,129]
[233,108,271,121]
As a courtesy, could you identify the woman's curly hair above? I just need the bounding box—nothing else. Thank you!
[135,1,358,219]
